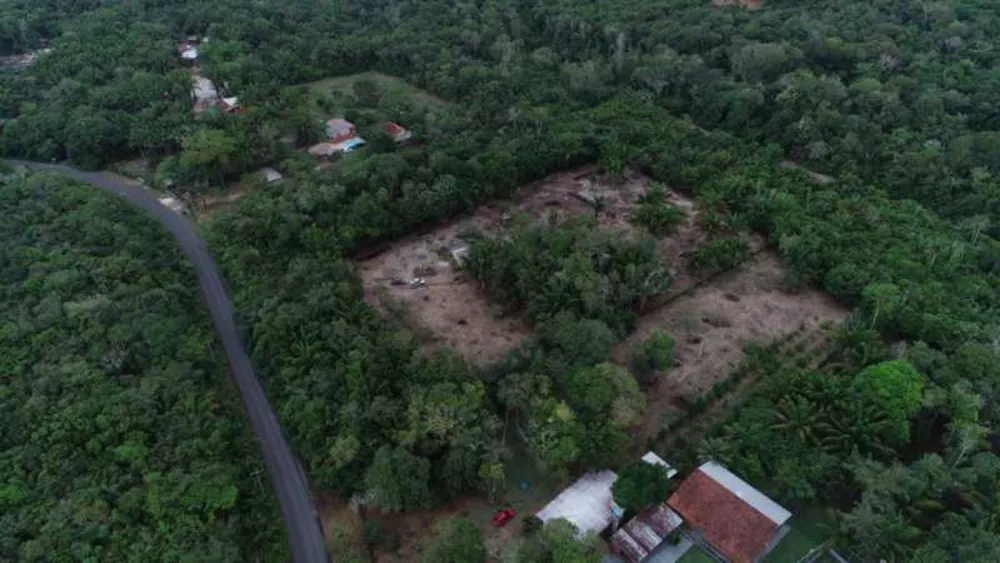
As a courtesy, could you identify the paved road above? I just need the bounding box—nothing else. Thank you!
[10,162,329,563]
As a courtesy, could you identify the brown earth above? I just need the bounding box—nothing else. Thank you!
[193,187,249,219]
[614,251,849,439]
[358,217,533,366]
[357,166,702,366]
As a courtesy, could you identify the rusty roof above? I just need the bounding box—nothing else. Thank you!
[609,504,683,563]
[667,469,780,563]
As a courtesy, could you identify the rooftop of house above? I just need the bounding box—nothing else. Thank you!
[337,137,366,152]
[536,470,618,536]
[642,451,679,480]
[326,118,357,142]
[668,461,791,563]
[610,504,684,563]
[383,121,407,135]
[260,167,283,183]
[191,76,218,101]
[327,118,354,131]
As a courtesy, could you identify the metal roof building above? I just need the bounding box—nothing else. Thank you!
[668,461,792,563]
[536,470,618,536]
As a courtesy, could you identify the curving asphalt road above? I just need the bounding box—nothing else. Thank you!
[9,162,329,563]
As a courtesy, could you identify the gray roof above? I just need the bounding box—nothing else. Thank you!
[699,461,791,526]
[642,451,679,479]
[536,470,618,535]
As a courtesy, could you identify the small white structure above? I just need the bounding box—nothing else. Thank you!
[158,196,185,214]
[641,451,679,480]
[219,96,240,113]
[191,76,218,107]
[536,470,618,536]
[260,167,283,183]
[338,137,366,153]
[180,47,198,61]
[450,245,470,266]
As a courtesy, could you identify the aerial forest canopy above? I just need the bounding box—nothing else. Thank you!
[0,170,284,561]
[2,0,1000,560]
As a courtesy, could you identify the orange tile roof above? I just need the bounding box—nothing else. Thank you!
[667,470,778,563]
[383,122,405,136]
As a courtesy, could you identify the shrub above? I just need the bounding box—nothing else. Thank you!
[630,329,675,384]
[633,184,686,237]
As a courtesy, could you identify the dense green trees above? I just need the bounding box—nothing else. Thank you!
[632,183,685,237]
[629,329,675,384]
[506,520,602,563]
[851,360,925,445]
[464,217,669,333]
[424,518,487,563]
[4,0,1000,558]
[612,461,671,512]
[0,171,282,561]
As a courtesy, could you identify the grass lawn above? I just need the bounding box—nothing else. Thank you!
[762,507,836,563]
[303,71,447,112]
[677,546,717,563]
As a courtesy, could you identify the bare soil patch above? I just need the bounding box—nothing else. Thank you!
[358,166,706,366]
[614,251,848,439]
[193,187,249,219]
[359,218,533,366]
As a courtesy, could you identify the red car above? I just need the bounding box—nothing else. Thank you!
[492,508,516,527]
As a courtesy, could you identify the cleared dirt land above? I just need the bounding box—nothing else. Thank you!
[358,166,694,365]
[359,165,841,390]
[358,216,533,365]
[614,251,849,438]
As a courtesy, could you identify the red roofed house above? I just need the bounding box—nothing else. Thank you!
[668,461,792,563]
[382,121,412,143]
[326,118,357,143]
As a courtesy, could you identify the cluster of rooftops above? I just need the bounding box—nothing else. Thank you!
[307,118,411,158]
[177,37,412,156]
[535,454,793,563]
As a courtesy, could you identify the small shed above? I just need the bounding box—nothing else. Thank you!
[337,137,366,153]
[219,96,240,113]
[609,505,684,563]
[642,452,679,479]
[191,76,217,102]
[382,122,413,143]
[259,167,283,183]
[536,470,618,536]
